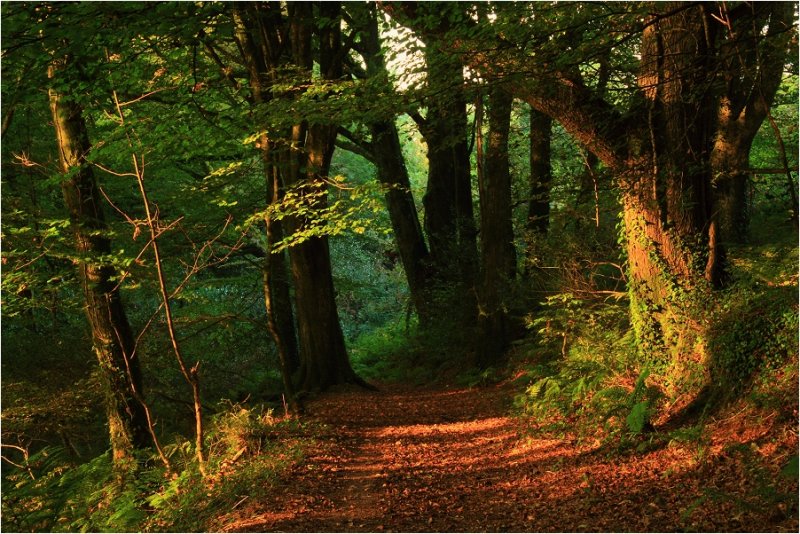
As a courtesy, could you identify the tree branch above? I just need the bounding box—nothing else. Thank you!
[336,126,375,162]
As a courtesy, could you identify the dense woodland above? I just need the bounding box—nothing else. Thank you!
[1,1,798,531]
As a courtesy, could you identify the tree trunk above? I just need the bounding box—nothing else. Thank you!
[420,33,479,328]
[476,86,516,368]
[371,121,434,326]
[48,62,149,471]
[356,2,433,326]
[711,2,794,242]
[711,137,752,243]
[282,2,363,391]
[622,4,722,389]
[527,107,552,234]
[232,4,301,408]
[627,0,794,390]
[262,151,301,409]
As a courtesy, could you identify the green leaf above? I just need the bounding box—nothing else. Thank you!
[626,400,649,434]
[780,454,799,479]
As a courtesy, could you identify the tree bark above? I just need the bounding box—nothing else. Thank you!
[527,107,553,234]
[280,2,364,391]
[711,2,795,242]
[616,5,720,384]
[262,153,301,404]
[476,86,516,368]
[232,4,301,409]
[48,61,149,471]
[419,28,479,328]
[355,2,433,327]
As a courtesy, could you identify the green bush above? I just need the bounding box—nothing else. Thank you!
[513,292,660,440]
[708,285,798,397]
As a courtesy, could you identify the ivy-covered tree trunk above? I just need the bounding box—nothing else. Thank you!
[462,2,794,401]
[476,86,516,368]
[622,2,794,392]
[621,4,725,391]
[356,2,433,327]
[48,61,149,470]
[527,107,552,234]
[419,31,479,328]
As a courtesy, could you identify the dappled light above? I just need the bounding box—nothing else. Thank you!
[218,382,797,532]
[1,1,797,532]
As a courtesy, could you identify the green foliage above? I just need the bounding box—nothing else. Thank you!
[707,285,798,398]
[1,405,310,533]
[624,368,654,434]
[1,446,155,533]
[513,291,658,439]
[457,366,501,388]
[144,407,308,532]
[244,177,390,253]
[349,320,428,384]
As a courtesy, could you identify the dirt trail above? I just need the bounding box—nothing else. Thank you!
[221,382,797,532]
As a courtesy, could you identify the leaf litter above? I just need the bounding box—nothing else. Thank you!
[219,381,798,532]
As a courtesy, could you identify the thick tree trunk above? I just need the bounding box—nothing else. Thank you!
[282,2,363,391]
[711,139,752,243]
[711,2,794,242]
[622,4,721,390]
[476,87,516,368]
[48,63,149,470]
[420,35,479,327]
[527,107,552,234]
[286,119,359,391]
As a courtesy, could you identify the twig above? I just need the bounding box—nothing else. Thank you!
[232,495,249,510]
[0,444,35,480]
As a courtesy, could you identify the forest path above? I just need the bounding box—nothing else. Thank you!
[219,381,795,532]
[222,382,545,532]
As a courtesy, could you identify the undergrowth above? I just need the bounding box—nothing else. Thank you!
[511,205,798,524]
[511,293,663,443]
[1,404,312,532]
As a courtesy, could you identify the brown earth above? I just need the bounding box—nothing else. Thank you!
[218,382,798,532]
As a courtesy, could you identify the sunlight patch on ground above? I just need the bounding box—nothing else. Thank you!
[376,416,510,438]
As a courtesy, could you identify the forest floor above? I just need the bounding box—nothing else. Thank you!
[217,381,797,533]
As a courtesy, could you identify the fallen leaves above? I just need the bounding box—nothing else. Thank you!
[218,382,798,532]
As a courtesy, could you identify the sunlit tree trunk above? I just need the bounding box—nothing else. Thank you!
[48,60,149,471]
[621,4,724,387]
[620,2,794,389]
[476,86,516,368]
